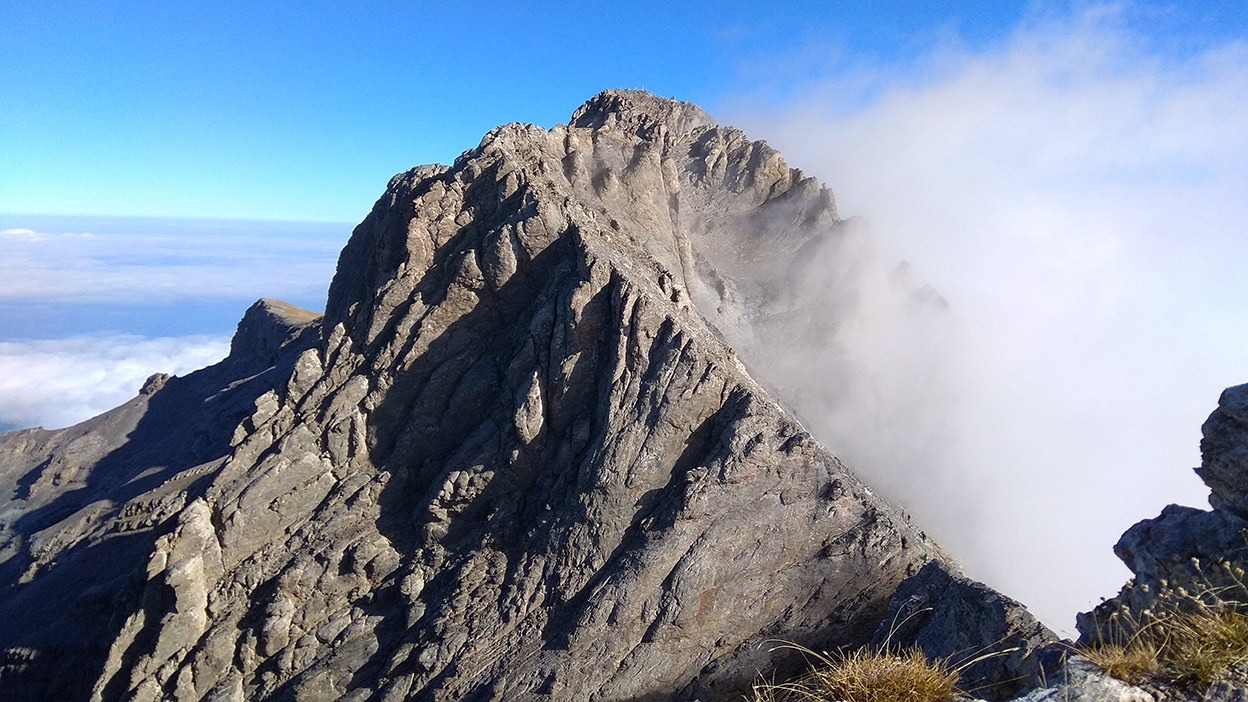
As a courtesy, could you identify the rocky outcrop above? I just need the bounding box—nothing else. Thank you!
[1014,655,1154,702]
[230,298,322,369]
[0,90,985,701]
[947,385,1248,702]
[1066,385,1248,702]
[1078,384,1248,642]
[873,561,1059,701]
[1198,384,1248,519]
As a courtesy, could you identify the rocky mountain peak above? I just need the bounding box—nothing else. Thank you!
[229,298,322,370]
[570,89,716,135]
[0,91,1055,701]
[326,91,840,370]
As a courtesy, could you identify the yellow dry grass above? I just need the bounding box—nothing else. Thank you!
[1081,559,1248,689]
[746,644,961,702]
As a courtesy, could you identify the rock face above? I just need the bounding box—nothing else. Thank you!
[0,91,972,700]
[1197,384,1248,518]
[872,561,1058,701]
[1078,383,1248,644]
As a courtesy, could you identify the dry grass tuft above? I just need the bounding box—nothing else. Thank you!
[1081,558,1248,689]
[1080,641,1162,684]
[747,644,961,702]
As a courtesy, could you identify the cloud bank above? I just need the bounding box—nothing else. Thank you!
[0,216,345,307]
[0,216,345,432]
[728,6,1248,632]
[0,334,230,432]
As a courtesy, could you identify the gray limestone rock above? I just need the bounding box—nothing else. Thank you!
[1073,384,1248,702]
[0,91,1006,701]
[1078,384,1248,647]
[1011,656,1154,702]
[1113,504,1248,600]
[874,561,1059,701]
[1198,384,1248,518]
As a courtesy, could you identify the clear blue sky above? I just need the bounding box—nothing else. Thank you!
[5,1,1240,222]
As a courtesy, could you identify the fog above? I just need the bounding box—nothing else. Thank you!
[726,8,1248,633]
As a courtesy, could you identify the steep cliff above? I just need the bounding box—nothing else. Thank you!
[1,91,972,700]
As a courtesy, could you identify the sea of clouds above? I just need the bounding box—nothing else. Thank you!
[0,333,229,432]
[0,217,346,432]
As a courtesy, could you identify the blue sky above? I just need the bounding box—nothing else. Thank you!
[3,2,1243,221]
[2,1,1248,634]
[0,1,1130,220]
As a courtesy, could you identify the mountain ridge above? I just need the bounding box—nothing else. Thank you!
[0,90,1050,701]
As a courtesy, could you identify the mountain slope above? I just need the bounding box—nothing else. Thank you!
[0,299,320,699]
[2,91,951,701]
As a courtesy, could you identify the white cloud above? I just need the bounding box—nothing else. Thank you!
[0,334,230,432]
[0,221,335,432]
[0,219,343,306]
[728,7,1248,633]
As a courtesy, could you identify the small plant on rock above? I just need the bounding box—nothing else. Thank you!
[1081,558,1248,689]
[746,643,962,702]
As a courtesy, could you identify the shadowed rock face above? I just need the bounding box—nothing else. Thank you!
[0,299,320,700]
[1197,384,1248,519]
[1078,384,1248,643]
[1,91,952,701]
[872,561,1058,702]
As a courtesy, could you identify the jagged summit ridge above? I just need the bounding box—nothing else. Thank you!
[570,89,716,134]
[328,90,841,365]
[0,91,965,701]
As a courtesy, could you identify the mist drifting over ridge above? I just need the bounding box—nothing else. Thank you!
[0,4,1243,641]
[725,6,1248,632]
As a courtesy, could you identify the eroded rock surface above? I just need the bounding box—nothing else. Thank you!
[1,91,963,701]
[874,561,1059,701]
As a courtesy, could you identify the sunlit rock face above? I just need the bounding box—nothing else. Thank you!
[0,91,961,701]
